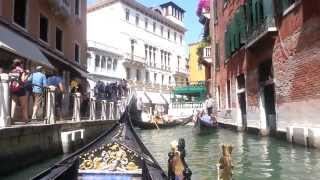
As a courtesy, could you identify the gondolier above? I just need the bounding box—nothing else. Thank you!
[205,94,214,116]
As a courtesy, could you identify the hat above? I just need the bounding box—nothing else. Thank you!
[36,66,43,70]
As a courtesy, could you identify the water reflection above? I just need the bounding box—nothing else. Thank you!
[138,127,320,180]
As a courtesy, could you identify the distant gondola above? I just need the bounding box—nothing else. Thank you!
[133,115,193,130]
[32,95,167,180]
[194,115,218,133]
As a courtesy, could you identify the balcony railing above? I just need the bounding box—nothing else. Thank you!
[124,53,146,65]
[246,16,277,48]
[48,0,71,18]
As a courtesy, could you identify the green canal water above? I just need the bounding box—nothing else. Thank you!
[3,127,320,180]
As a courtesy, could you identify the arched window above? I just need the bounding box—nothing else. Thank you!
[113,59,117,70]
[107,57,112,70]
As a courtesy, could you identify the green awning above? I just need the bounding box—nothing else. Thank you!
[174,85,207,95]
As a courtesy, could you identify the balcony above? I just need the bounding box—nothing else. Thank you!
[246,14,277,49]
[174,68,189,77]
[48,0,71,19]
[200,46,212,64]
[123,53,146,67]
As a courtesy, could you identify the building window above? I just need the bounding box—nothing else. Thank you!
[113,59,117,70]
[74,43,80,63]
[135,14,139,25]
[198,63,202,70]
[39,14,48,42]
[161,75,164,85]
[180,35,182,44]
[125,9,130,21]
[153,22,156,32]
[107,57,112,70]
[161,26,164,36]
[160,51,163,68]
[154,73,157,83]
[217,86,221,110]
[13,0,27,28]
[153,48,156,66]
[167,29,170,39]
[215,43,220,71]
[101,56,106,70]
[146,71,150,83]
[227,80,231,109]
[145,18,148,29]
[136,69,141,81]
[169,76,171,84]
[174,32,177,42]
[95,55,100,71]
[126,68,130,80]
[75,0,80,16]
[56,27,63,52]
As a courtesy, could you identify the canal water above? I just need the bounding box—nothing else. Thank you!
[4,127,320,180]
[137,127,320,180]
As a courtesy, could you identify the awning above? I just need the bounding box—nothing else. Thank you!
[174,85,207,95]
[161,93,171,104]
[145,92,167,105]
[136,91,150,104]
[0,25,54,69]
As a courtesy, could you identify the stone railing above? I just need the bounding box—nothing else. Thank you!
[0,73,126,128]
[246,16,277,46]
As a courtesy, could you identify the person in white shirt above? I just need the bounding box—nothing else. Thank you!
[205,94,214,116]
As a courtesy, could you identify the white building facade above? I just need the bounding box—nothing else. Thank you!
[87,0,188,106]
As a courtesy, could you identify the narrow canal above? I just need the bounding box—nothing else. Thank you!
[4,127,320,180]
[137,127,320,180]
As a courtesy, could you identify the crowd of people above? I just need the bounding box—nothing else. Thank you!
[3,59,85,124]
[93,79,128,101]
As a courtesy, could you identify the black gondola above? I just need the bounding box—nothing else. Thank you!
[194,115,218,134]
[133,115,193,130]
[32,95,167,180]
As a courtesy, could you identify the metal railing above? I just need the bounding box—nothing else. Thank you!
[246,16,277,45]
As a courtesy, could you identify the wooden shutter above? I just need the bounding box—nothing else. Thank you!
[239,5,247,44]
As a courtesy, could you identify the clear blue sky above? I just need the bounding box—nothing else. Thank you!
[87,0,202,45]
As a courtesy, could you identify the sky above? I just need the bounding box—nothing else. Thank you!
[87,0,202,46]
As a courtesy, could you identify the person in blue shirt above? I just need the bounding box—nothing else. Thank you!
[47,71,64,120]
[30,66,47,119]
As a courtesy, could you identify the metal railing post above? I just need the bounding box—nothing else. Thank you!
[101,100,107,120]
[46,87,56,124]
[89,97,96,121]
[108,102,114,120]
[72,93,81,122]
[0,74,11,127]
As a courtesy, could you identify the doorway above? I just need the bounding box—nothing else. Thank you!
[237,74,247,130]
[263,84,276,132]
[259,60,276,132]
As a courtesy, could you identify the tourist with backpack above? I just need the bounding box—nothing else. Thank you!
[29,66,47,120]
[9,59,29,123]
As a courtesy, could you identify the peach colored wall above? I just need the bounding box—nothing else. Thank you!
[0,0,87,66]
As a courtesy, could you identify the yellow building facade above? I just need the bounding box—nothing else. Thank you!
[188,42,206,83]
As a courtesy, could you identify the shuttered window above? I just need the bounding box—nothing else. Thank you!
[215,43,220,71]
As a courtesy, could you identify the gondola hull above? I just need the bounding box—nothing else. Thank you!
[134,115,193,130]
[194,117,218,134]
[32,96,167,180]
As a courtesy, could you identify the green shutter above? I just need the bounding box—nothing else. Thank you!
[246,0,253,33]
[252,0,258,28]
[230,19,235,52]
[224,29,230,59]
[234,14,240,49]
[239,5,247,44]
[263,0,274,17]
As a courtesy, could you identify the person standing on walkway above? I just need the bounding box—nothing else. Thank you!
[205,94,214,116]
[47,70,64,120]
[9,59,29,123]
[136,97,143,121]
[30,66,47,119]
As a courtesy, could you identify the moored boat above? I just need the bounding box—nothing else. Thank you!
[32,96,167,180]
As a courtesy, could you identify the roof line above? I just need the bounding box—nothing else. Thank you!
[87,0,187,33]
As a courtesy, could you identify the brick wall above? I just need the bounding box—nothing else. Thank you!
[212,0,320,130]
